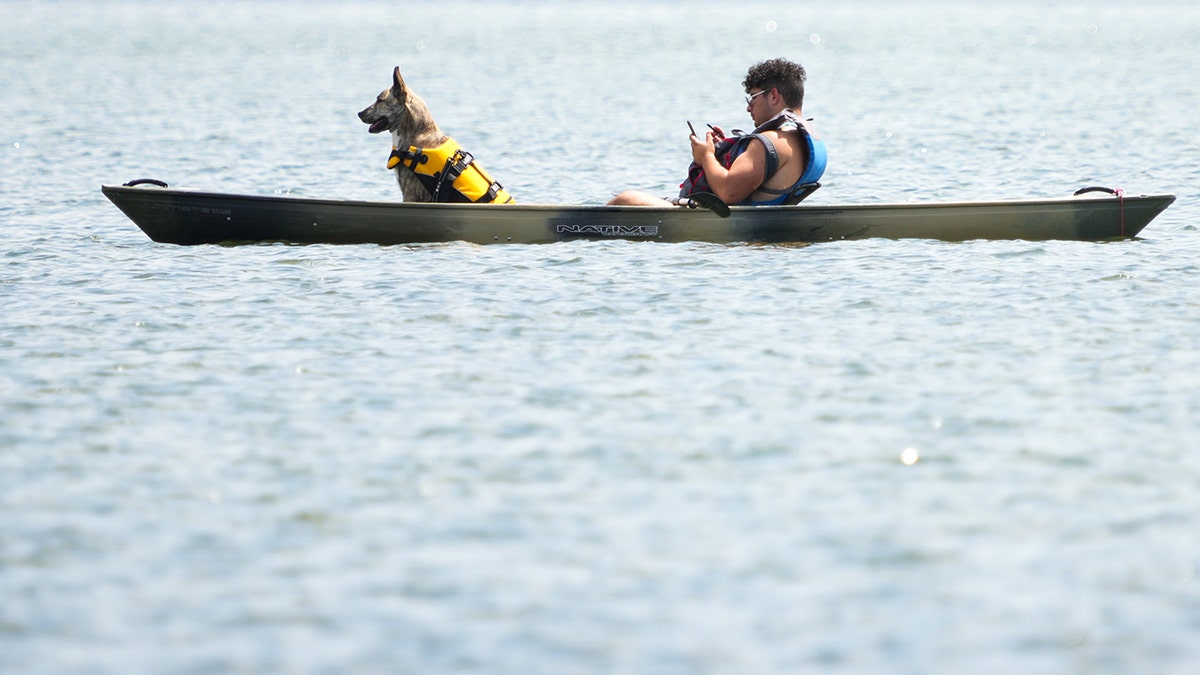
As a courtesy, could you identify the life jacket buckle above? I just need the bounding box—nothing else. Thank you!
[446,149,474,178]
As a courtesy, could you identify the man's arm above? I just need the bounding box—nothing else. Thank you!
[690,133,768,205]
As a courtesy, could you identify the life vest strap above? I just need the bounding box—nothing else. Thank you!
[434,148,475,199]
[387,147,428,170]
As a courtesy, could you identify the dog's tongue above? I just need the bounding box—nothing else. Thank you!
[368,119,389,134]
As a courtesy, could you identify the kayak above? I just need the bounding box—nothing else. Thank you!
[101,180,1175,246]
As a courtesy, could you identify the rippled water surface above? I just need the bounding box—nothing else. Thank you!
[3,1,1199,673]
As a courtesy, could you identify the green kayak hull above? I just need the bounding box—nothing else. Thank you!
[102,182,1175,246]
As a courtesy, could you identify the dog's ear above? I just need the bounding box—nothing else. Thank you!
[391,66,407,98]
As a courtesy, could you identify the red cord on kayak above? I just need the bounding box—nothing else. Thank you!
[1117,188,1126,237]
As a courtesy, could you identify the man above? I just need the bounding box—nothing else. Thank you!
[608,58,826,207]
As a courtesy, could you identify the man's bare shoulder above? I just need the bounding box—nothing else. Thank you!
[759,128,801,160]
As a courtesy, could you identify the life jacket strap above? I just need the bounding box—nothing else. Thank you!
[434,149,474,200]
[387,147,429,170]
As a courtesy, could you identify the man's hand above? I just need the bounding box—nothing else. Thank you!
[690,131,717,164]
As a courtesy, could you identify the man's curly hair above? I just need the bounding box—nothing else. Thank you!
[742,58,807,109]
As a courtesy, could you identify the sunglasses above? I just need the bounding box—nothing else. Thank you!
[745,89,772,105]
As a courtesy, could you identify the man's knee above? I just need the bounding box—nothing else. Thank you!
[607,190,670,206]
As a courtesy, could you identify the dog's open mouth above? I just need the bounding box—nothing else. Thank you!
[367,118,389,134]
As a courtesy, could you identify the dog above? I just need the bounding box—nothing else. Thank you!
[358,67,513,204]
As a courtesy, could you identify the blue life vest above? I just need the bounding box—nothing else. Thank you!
[680,110,827,206]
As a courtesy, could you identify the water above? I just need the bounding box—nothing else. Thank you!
[3,1,1199,672]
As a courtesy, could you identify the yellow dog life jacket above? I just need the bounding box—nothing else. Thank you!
[387,137,514,204]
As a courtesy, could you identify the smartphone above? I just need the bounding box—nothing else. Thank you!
[689,121,721,139]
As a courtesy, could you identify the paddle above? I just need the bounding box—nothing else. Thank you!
[677,192,731,218]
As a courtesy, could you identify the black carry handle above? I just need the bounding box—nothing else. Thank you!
[1074,186,1122,196]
